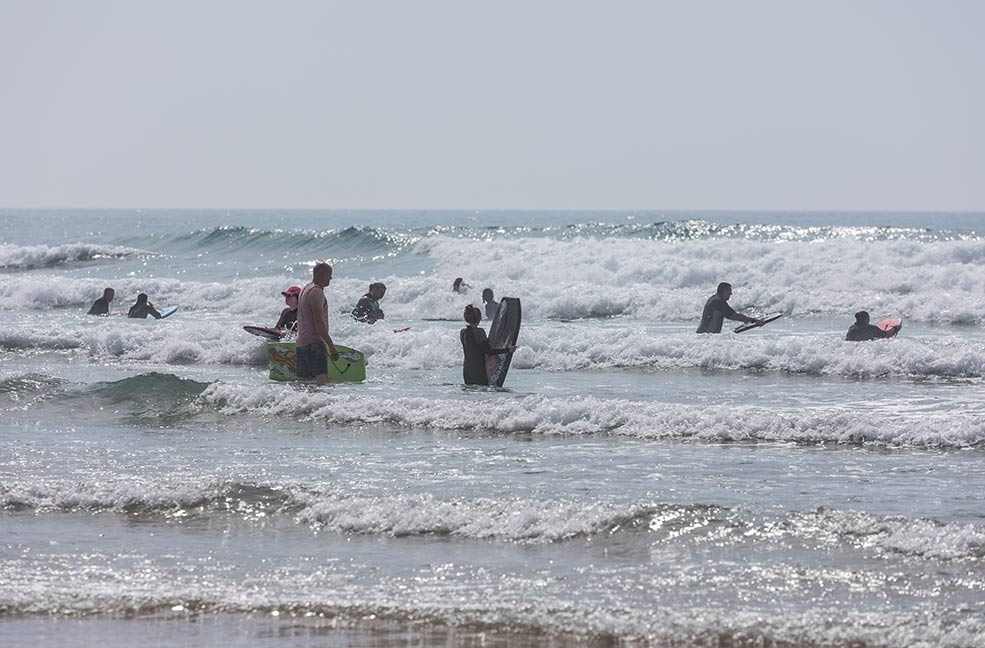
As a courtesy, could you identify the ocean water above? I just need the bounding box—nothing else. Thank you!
[2,209,985,647]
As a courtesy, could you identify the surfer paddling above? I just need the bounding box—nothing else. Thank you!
[351,282,386,324]
[696,282,764,333]
[460,304,515,386]
[295,263,339,384]
[845,311,900,341]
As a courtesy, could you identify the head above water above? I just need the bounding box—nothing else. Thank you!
[855,311,870,325]
[482,288,494,302]
[463,304,481,325]
[452,278,464,292]
[717,282,732,299]
[312,263,333,287]
[135,293,148,305]
[369,282,386,299]
[103,287,115,301]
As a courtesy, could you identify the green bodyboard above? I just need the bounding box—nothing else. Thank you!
[267,342,366,382]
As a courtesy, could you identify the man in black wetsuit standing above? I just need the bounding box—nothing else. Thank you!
[845,311,899,341]
[696,282,764,333]
[87,287,115,315]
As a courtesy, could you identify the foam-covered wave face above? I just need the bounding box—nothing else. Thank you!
[5,295,985,380]
[200,384,985,448]
[0,242,148,271]
[354,325,985,378]
[419,231,985,322]
[6,219,985,323]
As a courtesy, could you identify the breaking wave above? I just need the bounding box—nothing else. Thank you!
[0,242,147,271]
[5,477,983,560]
[199,384,985,448]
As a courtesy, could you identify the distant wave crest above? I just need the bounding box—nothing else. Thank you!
[0,242,147,270]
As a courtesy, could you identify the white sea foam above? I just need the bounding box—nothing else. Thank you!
[5,228,985,324]
[4,302,985,380]
[0,242,147,270]
[295,492,649,541]
[416,233,985,322]
[799,508,985,561]
[7,475,983,560]
[200,383,985,448]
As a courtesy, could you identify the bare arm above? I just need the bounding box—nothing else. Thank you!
[313,290,338,360]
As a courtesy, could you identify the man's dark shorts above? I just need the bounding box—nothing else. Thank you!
[296,342,328,378]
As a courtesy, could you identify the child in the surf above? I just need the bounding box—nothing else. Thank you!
[460,304,515,386]
[275,285,301,333]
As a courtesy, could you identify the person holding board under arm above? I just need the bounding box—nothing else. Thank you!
[696,282,764,333]
[295,263,339,385]
[460,304,516,386]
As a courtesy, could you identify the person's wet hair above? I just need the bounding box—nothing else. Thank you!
[855,311,870,324]
[464,304,481,325]
[717,282,731,295]
[482,288,493,301]
[136,293,148,304]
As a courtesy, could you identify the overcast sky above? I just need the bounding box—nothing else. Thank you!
[2,1,983,210]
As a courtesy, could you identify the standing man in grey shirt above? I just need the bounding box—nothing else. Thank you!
[697,282,764,333]
[295,262,339,384]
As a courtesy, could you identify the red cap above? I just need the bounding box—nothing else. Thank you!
[281,286,301,297]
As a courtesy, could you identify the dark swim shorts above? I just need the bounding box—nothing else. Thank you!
[295,341,328,378]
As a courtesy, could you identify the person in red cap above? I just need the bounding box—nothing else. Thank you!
[275,285,301,333]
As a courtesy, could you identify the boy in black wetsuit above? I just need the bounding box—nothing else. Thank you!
[460,304,516,386]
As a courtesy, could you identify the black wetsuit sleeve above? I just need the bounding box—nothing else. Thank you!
[868,324,890,339]
[473,328,509,355]
[351,297,370,320]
